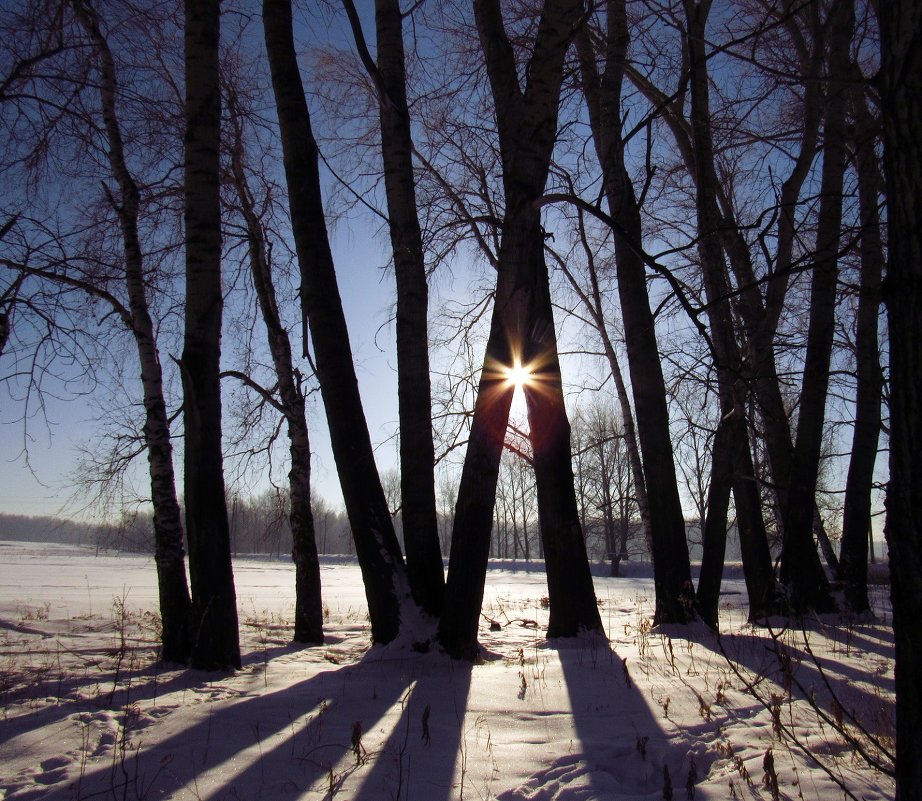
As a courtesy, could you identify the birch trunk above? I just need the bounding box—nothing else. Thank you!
[227,95,324,644]
[71,0,193,664]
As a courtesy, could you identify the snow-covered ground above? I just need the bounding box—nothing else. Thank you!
[0,540,895,800]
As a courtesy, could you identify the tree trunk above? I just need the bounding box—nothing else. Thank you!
[438,0,601,659]
[182,0,240,671]
[622,9,834,579]
[263,0,412,644]
[880,4,922,797]
[576,0,695,625]
[838,87,884,616]
[226,94,324,644]
[342,0,445,617]
[524,250,603,639]
[682,0,776,626]
[72,0,192,664]
[696,418,732,627]
[779,0,854,614]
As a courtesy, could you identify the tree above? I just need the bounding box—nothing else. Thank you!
[574,0,696,624]
[838,79,884,616]
[0,0,193,663]
[181,0,240,670]
[879,1,922,796]
[342,0,445,619]
[438,0,603,661]
[224,86,324,644]
[262,0,414,644]
[682,0,775,625]
[70,0,192,662]
[779,0,854,615]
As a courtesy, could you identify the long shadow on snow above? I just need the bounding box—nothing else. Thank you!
[351,657,473,801]
[546,636,712,801]
[0,638,312,741]
[69,645,444,801]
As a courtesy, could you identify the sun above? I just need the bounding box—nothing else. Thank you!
[503,359,534,390]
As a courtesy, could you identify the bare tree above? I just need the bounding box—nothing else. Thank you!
[438,0,603,660]
[341,0,445,619]
[70,0,192,662]
[181,0,240,670]
[779,0,854,614]
[262,0,414,644]
[573,0,695,624]
[224,84,324,645]
[838,78,884,616]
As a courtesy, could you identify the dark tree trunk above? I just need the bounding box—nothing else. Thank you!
[576,0,695,625]
[524,249,603,639]
[226,95,324,644]
[623,8,833,581]
[0,312,8,356]
[342,0,445,617]
[683,0,776,627]
[697,418,732,628]
[263,0,412,644]
[72,0,192,664]
[438,0,602,660]
[779,0,854,614]
[182,0,240,671]
[838,88,884,616]
[880,3,922,798]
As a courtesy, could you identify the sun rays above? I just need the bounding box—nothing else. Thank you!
[502,358,536,391]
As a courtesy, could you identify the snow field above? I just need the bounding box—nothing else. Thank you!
[0,541,896,800]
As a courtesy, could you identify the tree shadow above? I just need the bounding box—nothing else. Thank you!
[68,644,465,801]
[505,636,712,801]
[350,657,473,801]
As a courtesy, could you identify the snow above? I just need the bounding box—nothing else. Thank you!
[0,541,895,800]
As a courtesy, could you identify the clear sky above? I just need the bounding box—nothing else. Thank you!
[0,218,411,519]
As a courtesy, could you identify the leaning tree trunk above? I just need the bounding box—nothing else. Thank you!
[342,0,445,617]
[575,0,695,625]
[72,0,192,663]
[779,0,854,615]
[182,0,240,671]
[263,0,412,644]
[880,3,922,798]
[838,86,884,616]
[226,94,324,644]
[438,0,602,660]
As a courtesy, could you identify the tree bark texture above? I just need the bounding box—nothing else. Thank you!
[779,0,854,614]
[576,0,695,625]
[438,0,602,660]
[72,0,193,663]
[182,0,240,670]
[880,2,922,797]
[263,0,412,644]
[227,95,324,644]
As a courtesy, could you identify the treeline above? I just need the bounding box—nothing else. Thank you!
[0,513,116,547]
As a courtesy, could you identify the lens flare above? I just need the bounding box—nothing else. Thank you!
[503,359,534,390]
